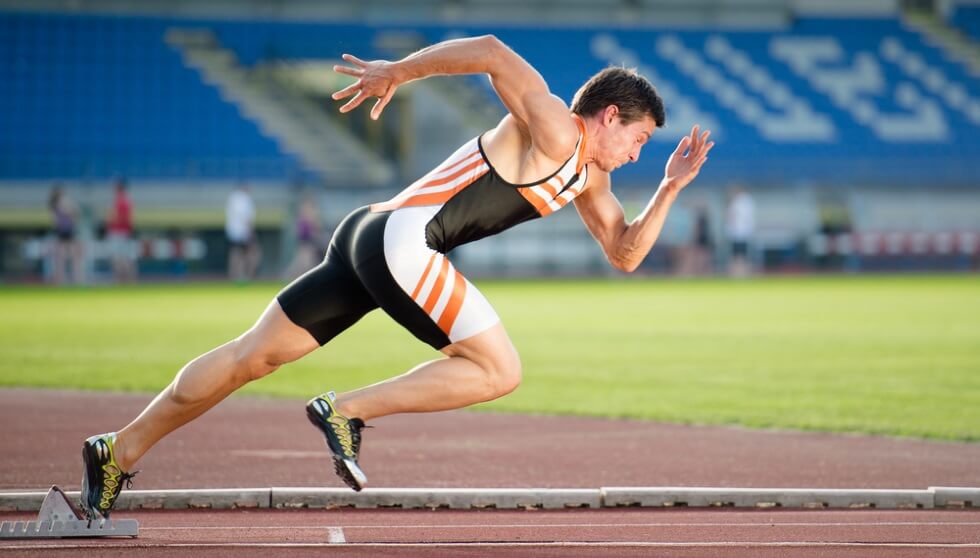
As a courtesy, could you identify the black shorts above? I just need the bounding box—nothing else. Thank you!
[277,206,497,350]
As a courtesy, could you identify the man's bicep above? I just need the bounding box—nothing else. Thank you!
[573,177,627,249]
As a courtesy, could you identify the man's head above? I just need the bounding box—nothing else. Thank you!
[572,67,665,172]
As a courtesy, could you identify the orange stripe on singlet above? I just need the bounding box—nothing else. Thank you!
[539,174,565,201]
[518,187,551,214]
[437,270,467,335]
[422,257,451,314]
[552,182,582,210]
[416,156,485,190]
[411,253,439,301]
[370,150,482,213]
[433,148,482,178]
[518,173,565,215]
[397,168,488,209]
[537,182,558,199]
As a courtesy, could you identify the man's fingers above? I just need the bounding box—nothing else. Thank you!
[687,128,711,156]
[692,134,713,157]
[694,143,714,167]
[697,141,715,160]
[339,90,367,113]
[699,130,711,150]
[690,141,713,166]
[673,135,691,156]
[332,81,361,100]
[370,86,396,120]
[333,64,363,78]
[342,53,367,66]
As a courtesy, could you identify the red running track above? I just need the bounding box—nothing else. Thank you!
[2,508,980,557]
[2,389,980,556]
[2,389,978,491]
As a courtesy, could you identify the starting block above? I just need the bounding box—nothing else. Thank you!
[0,486,138,539]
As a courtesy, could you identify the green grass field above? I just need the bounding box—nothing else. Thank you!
[1,275,978,441]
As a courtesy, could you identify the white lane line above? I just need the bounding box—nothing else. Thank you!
[5,542,980,550]
[139,520,980,531]
[327,526,345,544]
[229,450,326,459]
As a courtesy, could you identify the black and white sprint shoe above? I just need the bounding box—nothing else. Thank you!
[80,432,138,519]
[306,391,368,491]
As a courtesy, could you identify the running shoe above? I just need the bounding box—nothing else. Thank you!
[80,432,138,519]
[306,391,368,491]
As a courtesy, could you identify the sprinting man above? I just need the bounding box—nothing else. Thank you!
[80,34,713,518]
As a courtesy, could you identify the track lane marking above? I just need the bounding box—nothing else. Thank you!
[138,520,980,530]
[327,526,345,543]
[5,542,980,550]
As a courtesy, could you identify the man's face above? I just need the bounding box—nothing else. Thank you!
[593,111,656,173]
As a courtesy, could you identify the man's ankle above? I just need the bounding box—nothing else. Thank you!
[113,434,136,472]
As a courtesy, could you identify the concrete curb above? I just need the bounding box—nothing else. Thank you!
[601,487,936,509]
[932,487,980,508]
[273,488,601,510]
[0,487,975,512]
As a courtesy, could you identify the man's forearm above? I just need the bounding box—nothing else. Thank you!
[393,35,499,84]
[612,183,679,272]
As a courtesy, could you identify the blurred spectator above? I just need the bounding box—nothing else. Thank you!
[48,184,84,285]
[726,185,755,278]
[225,183,261,282]
[282,195,323,280]
[106,177,137,283]
[691,204,714,275]
[674,204,714,276]
[816,194,855,270]
[818,196,853,236]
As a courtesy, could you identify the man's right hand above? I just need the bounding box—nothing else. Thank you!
[331,54,400,120]
[329,36,577,163]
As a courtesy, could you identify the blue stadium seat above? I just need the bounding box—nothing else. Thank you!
[952,5,980,40]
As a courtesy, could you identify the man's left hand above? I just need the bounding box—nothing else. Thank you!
[662,125,714,194]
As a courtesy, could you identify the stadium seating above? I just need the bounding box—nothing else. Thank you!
[2,11,978,187]
[0,12,303,179]
[951,4,980,40]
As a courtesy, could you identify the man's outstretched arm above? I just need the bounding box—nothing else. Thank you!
[331,35,578,160]
[574,125,714,273]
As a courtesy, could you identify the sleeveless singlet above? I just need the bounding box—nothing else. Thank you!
[277,116,590,350]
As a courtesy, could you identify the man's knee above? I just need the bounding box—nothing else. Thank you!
[484,346,522,398]
[231,336,284,383]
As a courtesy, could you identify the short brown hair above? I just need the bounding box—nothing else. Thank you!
[571,67,665,127]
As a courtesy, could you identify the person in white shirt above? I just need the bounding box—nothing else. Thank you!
[726,185,755,277]
[225,183,261,281]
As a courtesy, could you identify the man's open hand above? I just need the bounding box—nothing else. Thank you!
[662,125,714,193]
[331,54,400,120]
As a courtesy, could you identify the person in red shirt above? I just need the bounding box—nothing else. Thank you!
[106,178,137,283]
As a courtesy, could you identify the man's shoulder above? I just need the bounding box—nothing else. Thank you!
[487,114,581,165]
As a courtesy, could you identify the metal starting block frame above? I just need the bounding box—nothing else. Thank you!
[0,486,138,539]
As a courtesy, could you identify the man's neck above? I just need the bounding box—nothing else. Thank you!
[577,114,600,166]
